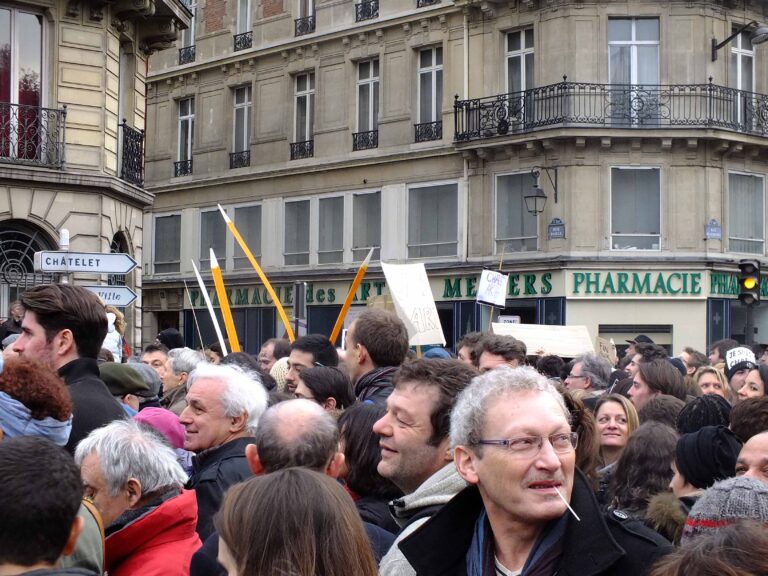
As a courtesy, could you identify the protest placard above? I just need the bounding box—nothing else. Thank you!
[476,269,509,308]
[491,323,594,358]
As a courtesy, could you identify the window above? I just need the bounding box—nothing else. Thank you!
[285,200,310,265]
[200,209,227,267]
[506,29,533,93]
[237,0,251,34]
[611,167,660,250]
[729,173,764,254]
[234,205,261,268]
[731,26,754,126]
[408,183,458,258]
[178,97,194,161]
[182,1,196,47]
[353,191,381,261]
[496,174,537,253]
[357,59,379,132]
[318,196,344,264]
[233,86,251,153]
[154,214,181,273]
[418,47,442,124]
[295,73,314,143]
[298,0,314,18]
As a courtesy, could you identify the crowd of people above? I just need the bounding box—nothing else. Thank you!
[0,284,767,576]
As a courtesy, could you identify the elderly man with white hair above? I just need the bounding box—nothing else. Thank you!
[75,419,201,576]
[180,362,268,540]
[162,347,207,415]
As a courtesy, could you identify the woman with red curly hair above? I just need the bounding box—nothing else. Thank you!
[0,356,73,446]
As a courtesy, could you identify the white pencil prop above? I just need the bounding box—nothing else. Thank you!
[554,487,581,522]
[191,260,228,357]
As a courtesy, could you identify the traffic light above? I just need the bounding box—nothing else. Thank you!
[738,259,761,305]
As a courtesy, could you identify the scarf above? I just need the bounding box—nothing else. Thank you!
[0,391,73,446]
[354,366,398,402]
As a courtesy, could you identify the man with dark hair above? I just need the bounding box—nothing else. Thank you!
[624,334,654,359]
[374,359,478,576]
[475,334,527,373]
[0,436,91,575]
[0,300,23,349]
[730,396,768,443]
[456,331,483,367]
[345,309,409,404]
[141,343,169,380]
[285,333,339,393]
[709,338,739,365]
[12,284,125,452]
[156,327,185,350]
[257,338,291,372]
[637,394,686,429]
[679,347,709,377]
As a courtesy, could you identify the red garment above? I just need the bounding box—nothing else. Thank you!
[105,489,202,576]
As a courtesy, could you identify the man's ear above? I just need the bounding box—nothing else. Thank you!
[61,515,85,557]
[325,452,345,479]
[436,437,453,464]
[55,328,76,358]
[245,443,264,476]
[454,445,480,485]
[323,397,337,411]
[229,411,248,434]
[126,478,142,508]
[356,343,369,366]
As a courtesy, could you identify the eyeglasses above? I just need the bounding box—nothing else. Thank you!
[476,432,578,458]
[566,373,586,380]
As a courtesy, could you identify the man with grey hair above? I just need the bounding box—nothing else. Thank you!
[75,420,202,575]
[181,363,268,540]
[564,352,612,393]
[162,347,207,415]
[399,366,672,576]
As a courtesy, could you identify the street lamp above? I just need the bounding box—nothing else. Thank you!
[712,21,768,61]
[524,167,558,216]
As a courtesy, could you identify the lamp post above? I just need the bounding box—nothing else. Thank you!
[712,21,768,61]
[524,167,558,216]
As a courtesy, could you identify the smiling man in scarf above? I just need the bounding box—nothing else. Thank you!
[400,366,672,576]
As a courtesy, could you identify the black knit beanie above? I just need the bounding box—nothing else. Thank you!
[676,393,732,434]
[675,426,742,490]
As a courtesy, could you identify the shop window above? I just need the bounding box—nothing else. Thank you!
[729,172,764,254]
[200,209,227,267]
[154,214,181,274]
[285,199,310,265]
[408,183,458,258]
[234,205,261,268]
[496,173,537,253]
[611,167,660,250]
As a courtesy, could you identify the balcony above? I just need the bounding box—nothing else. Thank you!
[290,140,314,160]
[414,121,442,142]
[229,150,250,168]
[295,15,315,36]
[174,159,193,176]
[0,103,66,169]
[119,120,144,187]
[353,130,378,151]
[355,0,378,21]
[179,45,195,65]
[417,0,440,7]
[234,31,252,51]
[454,78,768,143]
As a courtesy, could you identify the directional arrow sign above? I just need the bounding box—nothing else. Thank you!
[82,285,138,307]
[34,251,138,274]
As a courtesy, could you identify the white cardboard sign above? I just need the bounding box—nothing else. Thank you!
[491,323,594,358]
[476,269,509,308]
[381,262,446,346]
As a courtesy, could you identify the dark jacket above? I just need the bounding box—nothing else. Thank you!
[186,436,254,541]
[354,366,398,405]
[59,358,126,453]
[357,495,401,534]
[400,470,672,576]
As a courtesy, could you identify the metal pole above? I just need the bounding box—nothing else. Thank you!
[745,302,755,346]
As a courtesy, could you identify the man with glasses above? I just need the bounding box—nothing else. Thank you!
[564,352,611,393]
[400,365,672,576]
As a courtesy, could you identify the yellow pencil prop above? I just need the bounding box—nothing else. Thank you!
[210,248,241,353]
[330,247,374,345]
[218,204,295,342]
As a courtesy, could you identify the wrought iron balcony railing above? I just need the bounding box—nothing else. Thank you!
[355,0,378,21]
[454,78,768,142]
[229,150,250,168]
[174,159,193,176]
[119,120,144,187]
[290,139,314,160]
[417,0,440,7]
[0,102,66,168]
[353,130,378,151]
[179,45,195,65]
[414,120,442,142]
[295,15,315,36]
[234,31,252,51]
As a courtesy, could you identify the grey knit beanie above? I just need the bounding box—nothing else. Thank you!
[681,476,768,545]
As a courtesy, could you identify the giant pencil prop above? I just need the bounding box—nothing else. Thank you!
[329,247,374,345]
[210,249,241,353]
[218,204,295,342]
[191,260,228,357]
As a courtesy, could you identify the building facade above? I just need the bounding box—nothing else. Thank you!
[0,0,190,349]
[143,0,768,354]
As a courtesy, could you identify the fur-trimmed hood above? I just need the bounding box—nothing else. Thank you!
[646,491,699,545]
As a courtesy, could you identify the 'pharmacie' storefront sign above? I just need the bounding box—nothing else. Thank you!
[710,271,768,299]
[567,271,705,298]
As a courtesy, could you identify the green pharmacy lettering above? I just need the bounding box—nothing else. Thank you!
[540,273,552,295]
[573,272,702,296]
[523,274,537,295]
[235,289,249,306]
[444,278,462,298]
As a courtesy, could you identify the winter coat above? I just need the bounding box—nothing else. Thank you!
[399,470,673,576]
[357,495,401,534]
[161,385,188,416]
[378,464,467,576]
[102,313,122,362]
[105,489,202,576]
[59,358,126,453]
[60,501,104,575]
[186,436,254,540]
[645,492,700,545]
[354,366,398,405]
